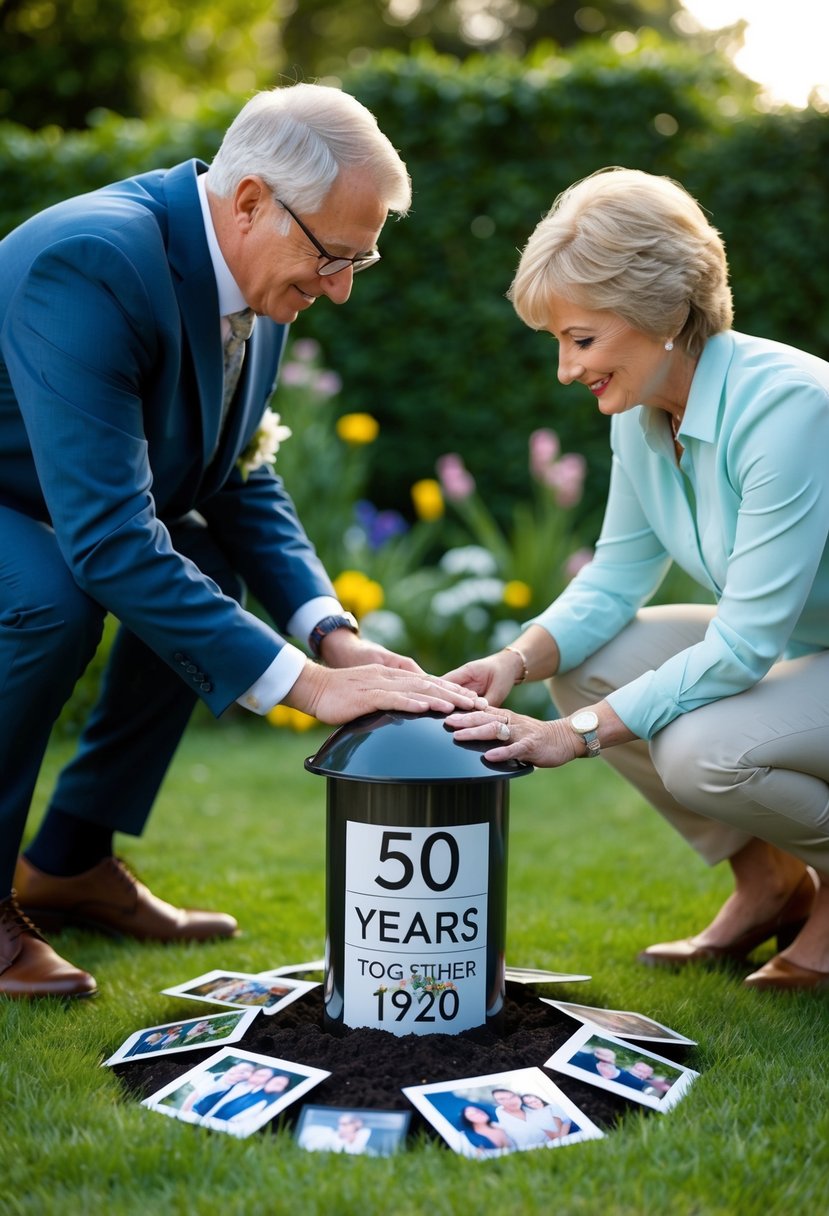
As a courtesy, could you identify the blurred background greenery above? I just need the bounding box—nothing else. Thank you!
[3,0,827,726]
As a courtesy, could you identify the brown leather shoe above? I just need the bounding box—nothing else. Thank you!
[744,954,829,991]
[14,856,238,943]
[0,895,97,998]
[637,871,816,968]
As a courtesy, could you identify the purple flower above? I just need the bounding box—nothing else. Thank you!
[355,500,409,549]
[313,369,343,398]
[291,338,321,362]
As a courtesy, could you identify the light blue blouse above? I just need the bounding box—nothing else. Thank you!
[532,330,829,739]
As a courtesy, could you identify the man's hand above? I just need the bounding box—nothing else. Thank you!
[318,629,423,673]
[284,660,488,725]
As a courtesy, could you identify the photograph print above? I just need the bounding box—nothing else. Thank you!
[161,969,318,1014]
[142,1047,330,1138]
[546,1024,700,1112]
[103,1007,259,1065]
[505,965,591,985]
[540,999,697,1044]
[295,1106,411,1157]
[403,1065,604,1159]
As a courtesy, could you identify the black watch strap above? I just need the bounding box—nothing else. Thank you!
[309,612,360,659]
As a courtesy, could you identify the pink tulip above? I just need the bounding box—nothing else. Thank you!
[436,453,476,501]
[564,547,594,579]
[544,452,587,508]
[529,428,560,479]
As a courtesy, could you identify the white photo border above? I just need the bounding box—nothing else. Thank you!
[540,998,697,1045]
[294,1105,411,1157]
[103,1007,260,1066]
[141,1046,330,1138]
[403,1064,604,1160]
[161,969,318,1015]
[545,1024,699,1112]
[505,965,591,985]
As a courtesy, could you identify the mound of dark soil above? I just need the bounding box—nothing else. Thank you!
[114,982,693,1139]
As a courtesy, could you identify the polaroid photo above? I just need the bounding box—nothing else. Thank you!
[258,958,325,979]
[295,1105,411,1158]
[545,1024,700,1113]
[540,999,696,1045]
[505,965,591,985]
[103,1007,259,1066]
[142,1047,330,1138]
[161,969,317,1015]
[403,1065,604,1160]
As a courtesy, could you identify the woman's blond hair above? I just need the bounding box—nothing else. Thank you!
[509,167,732,356]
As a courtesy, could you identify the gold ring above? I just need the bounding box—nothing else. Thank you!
[497,722,511,743]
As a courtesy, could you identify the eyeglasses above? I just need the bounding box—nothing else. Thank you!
[276,198,381,276]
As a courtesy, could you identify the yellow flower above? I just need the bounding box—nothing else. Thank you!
[411,478,444,522]
[503,579,533,609]
[266,705,318,732]
[333,569,384,618]
[336,412,379,445]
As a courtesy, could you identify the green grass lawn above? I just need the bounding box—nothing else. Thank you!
[2,721,828,1216]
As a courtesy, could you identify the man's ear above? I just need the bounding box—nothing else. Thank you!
[233,176,269,231]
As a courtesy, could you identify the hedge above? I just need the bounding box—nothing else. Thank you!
[2,39,828,536]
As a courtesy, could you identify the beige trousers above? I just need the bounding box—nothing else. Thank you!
[550,605,829,873]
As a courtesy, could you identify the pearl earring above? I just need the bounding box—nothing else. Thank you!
[664,340,674,352]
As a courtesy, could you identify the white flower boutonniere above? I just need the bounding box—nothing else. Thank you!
[236,407,292,481]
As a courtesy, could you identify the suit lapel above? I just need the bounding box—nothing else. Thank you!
[162,160,224,468]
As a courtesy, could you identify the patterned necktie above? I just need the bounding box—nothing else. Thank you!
[221,307,255,423]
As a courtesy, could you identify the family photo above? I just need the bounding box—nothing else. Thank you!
[161,970,318,1014]
[103,1008,259,1065]
[546,1027,700,1112]
[1,1,827,1212]
[295,1107,411,1157]
[541,1000,697,1045]
[143,1049,330,1137]
[404,1066,604,1158]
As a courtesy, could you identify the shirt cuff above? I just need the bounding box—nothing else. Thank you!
[236,644,308,715]
[287,596,343,651]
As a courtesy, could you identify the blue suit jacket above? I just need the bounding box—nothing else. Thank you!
[0,159,334,714]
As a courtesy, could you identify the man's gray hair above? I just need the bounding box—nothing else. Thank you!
[206,82,411,219]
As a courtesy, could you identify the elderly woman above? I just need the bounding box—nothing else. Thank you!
[446,168,829,992]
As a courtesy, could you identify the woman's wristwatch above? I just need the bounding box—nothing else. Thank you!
[309,612,360,659]
[568,709,601,758]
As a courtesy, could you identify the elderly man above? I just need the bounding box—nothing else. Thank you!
[0,83,480,999]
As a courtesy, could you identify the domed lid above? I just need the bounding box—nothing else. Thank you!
[305,710,533,784]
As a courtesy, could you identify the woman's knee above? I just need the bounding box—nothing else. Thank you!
[651,714,744,816]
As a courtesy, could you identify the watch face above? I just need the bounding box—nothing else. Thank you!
[571,710,599,733]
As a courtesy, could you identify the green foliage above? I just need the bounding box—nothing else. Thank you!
[2,39,827,629]
[297,41,821,536]
[0,0,281,129]
[4,727,829,1214]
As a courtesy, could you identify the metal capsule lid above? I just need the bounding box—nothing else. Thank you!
[305,710,534,784]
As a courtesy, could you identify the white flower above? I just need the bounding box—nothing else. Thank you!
[237,407,292,481]
[439,545,499,576]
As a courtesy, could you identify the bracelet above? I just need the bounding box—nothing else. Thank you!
[502,644,528,685]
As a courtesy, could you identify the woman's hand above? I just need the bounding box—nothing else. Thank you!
[444,707,580,767]
[285,660,489,725]
[445,699,636,766]
[444,626,561,707]
[442,652,520,708]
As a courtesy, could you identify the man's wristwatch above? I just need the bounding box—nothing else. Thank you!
[309,612,360,659]
[568,709,601,758]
